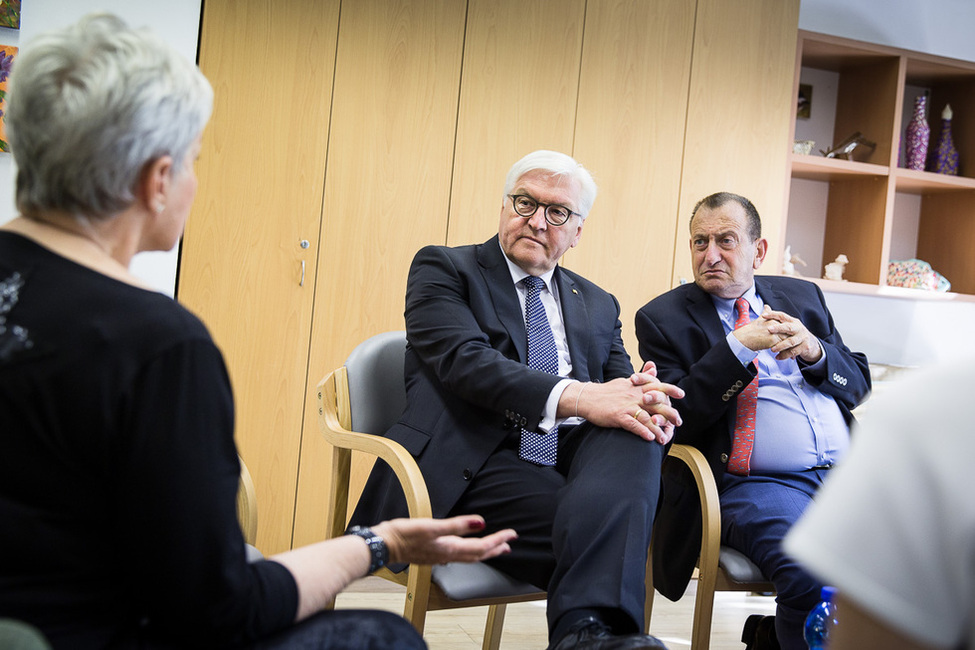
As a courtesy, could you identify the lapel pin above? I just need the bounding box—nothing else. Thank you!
[572,289,578,295]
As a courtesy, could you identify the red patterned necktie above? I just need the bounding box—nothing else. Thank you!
[727,297,758,476]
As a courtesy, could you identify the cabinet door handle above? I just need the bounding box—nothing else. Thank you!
[300,260,305,287]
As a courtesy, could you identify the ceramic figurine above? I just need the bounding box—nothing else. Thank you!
[783,245,806,277]
[823,254,849,282]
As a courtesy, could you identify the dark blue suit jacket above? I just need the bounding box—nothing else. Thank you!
[634,276,871,599]
[352,235,633,526]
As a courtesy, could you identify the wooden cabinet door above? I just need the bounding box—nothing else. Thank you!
[179,0,339,554]
[567,0,697,359]
[671,0,800,286]
[291,0,468,547]
[447,0,587,246]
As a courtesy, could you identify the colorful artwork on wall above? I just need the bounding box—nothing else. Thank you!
[0,44,16,153]
[0,0,21,30]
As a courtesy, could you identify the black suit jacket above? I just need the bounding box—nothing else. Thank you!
[634,276,870,600]
[352,235,634,527]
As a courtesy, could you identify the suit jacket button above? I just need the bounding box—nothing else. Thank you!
[734,380,743,388]
[720,453,729,463]
[462,468,473,480]
[722,393,730,401]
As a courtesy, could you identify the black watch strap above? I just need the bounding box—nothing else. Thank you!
[347,526,388,574]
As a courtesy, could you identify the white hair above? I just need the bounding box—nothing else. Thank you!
[502,150,597,219]
[6,13,214,220]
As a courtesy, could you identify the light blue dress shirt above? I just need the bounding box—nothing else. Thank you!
[714,286,849,472]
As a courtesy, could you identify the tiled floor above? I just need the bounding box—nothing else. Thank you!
[337,575,775,649]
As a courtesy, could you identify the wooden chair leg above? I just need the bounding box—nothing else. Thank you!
[691,570,717,650]
[404,566,432,636]
[482,603,507,650]
[644,546,655,633]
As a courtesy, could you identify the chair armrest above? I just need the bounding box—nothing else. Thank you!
[317,368,433,522]
[667,444,721,571]
[237,454,258,546]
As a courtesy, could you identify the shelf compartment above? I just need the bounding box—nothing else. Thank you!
[821,176,889,286]
[917,191,975,294]
[901,56,975,181]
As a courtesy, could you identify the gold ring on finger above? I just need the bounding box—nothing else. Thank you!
[632,408,642,419]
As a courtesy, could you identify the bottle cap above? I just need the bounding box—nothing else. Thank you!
[821,585,837,601]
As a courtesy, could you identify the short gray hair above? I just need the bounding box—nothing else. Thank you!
[7,13,214,220]
[503,150,597,219]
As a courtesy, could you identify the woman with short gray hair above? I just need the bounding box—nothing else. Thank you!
[0,13,514,649]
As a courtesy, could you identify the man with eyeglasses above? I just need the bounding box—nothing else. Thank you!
[351,150,682,649]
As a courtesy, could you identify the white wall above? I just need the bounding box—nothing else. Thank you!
[0,0,203,296]
[799,0,975,63]
[797,0,975,368]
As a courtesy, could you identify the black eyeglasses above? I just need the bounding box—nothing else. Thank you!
[507,194,580,226]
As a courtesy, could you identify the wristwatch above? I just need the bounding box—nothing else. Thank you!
[347,526,388,574]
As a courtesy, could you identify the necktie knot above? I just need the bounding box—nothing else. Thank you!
[523,275,544,293]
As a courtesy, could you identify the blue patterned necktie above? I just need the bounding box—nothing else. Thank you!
[519,276,559,466]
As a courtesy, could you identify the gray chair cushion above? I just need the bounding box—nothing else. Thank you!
[431,562,544,601]
[718,545,767,584]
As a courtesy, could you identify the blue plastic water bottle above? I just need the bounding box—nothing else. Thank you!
[803,585,838,649]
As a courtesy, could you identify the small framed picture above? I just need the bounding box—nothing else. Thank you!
[0,0,20,30]
[0,44,15,153]
[797,84,812,119]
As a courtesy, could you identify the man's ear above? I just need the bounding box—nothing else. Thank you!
[569,220,584,248]
[753,237,769,269]
[139,155,174,214]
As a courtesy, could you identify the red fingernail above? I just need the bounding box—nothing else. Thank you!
[469,520,485,530]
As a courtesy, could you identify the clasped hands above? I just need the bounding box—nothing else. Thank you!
[734,305,823,363]
[562,361,684,444]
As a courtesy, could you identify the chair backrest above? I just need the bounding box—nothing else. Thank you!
[344,330,408,435]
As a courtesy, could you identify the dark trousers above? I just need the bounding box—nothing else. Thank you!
[449,422,664,640]
[720,468,830,650]
[251,609,425,650]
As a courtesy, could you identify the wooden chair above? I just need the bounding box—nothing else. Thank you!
[236,455,261,560]
[645,443,775,650]
[317,331,546,650]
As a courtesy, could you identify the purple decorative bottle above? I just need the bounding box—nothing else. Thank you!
[933,103,960,175]
[904,94,930,171]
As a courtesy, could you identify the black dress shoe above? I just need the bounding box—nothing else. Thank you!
[741,614,780,650]
[548,617,669,650]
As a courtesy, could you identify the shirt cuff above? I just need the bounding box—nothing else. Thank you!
[726,331,759,367]
[798,339,827,370]
[539,378,577,432]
